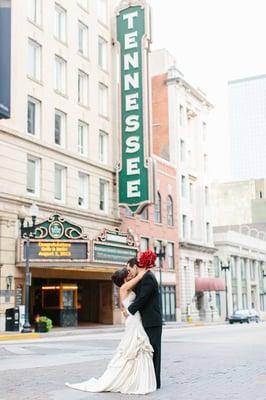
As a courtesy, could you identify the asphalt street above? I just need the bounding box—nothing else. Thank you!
[1,323,266,400]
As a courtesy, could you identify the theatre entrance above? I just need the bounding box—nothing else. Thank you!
[30,276,114,327]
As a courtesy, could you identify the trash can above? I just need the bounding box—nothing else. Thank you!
[5,307,19,331]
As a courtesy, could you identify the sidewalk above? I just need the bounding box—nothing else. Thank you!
[0,320,226,341]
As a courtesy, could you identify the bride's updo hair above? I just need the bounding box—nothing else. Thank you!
[112,267,129,287]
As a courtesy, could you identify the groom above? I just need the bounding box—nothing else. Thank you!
[124,257,162,389]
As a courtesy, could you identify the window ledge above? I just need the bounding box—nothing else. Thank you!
[27,76,43,86]
[27,18,43,30]
[54,90,68,99]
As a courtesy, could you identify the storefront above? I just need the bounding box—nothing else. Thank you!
[16,214,137,327]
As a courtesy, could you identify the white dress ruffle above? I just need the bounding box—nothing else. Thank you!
[66,291,156,394]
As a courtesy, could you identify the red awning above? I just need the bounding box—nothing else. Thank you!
[195,277,225,292]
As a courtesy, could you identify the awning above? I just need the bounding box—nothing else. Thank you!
[195,277,225,292]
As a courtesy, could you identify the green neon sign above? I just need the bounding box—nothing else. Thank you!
[117,2,151,214]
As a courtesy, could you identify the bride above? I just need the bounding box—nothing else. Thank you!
[66,267,157,395]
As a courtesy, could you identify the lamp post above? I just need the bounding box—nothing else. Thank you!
[220,255,231,321]
[154,239,167,323]
[18,203,39,333]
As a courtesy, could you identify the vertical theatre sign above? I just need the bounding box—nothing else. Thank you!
[0,0,11,119]
[116,0,153,214]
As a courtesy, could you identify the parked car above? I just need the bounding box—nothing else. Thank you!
[229,309,260,324]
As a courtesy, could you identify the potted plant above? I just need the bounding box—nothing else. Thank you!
[34,315,53,332]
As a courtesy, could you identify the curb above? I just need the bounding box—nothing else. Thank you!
[0,333,41,341]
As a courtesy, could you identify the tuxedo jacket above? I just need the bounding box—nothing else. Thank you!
[128,271,162,328]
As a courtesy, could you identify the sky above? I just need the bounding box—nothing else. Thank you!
[148,0,266,180]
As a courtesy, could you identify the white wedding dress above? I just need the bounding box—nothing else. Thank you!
[66,291,156,394]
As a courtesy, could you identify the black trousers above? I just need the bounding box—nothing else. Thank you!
[144,326,162,389]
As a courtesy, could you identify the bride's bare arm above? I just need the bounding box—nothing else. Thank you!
[120,270,147,315]
[121,269,146,292]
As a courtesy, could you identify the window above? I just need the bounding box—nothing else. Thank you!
[182,215,187,239]
[78,172,89,208]
[167,243,174,270]
[204,154,208,172]
[125,208,133,217]
[206,222,210,242]
[181,175,186,197]
[78,70,89,106]
[214,256,220,277]
[27,156,40,195]
[242,293,247,309]
[55,56,66,94]
[140,237,149,252]
[54,3,66,42]
[28,0,41,25]
[167,196,174,226]
[97,0,107,24]
[155,240,162,268]
[179,104,184,126]
[240,258,247,281]
[27,96,41,136]
[98,36,108,70]
[28,39,41,81]
[250,260,256,280]
[78,121,88,156]
[99,179,109,212]
[98,82,108,117]
[154,192,161,223]
[232,293,238,311]
[54,109,66,146]
[205,186,209,206]
[99,130,108,164]
[230,257,237,279]
[78,21,88,57]
[189,182,193,203]
[140,207,149,220]
[180,139,185,161]
[78,0,88,10]
[54,164,66,202]
[190,220,194,239]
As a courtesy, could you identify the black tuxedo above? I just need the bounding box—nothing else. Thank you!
[128,271,162,388]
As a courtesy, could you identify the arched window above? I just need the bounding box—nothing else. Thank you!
[154,192,162,223]
[167,195,174,226]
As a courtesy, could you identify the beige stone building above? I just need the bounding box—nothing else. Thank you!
[0,0,129,331]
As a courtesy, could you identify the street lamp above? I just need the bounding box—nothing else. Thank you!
[154,239,167,323]
[219,255,231,321]
[18,203,39,333]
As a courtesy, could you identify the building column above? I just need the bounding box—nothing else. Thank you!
[246,258,252,309]
[254,260,260,311]
[236,256,242,310]
[226,262,233,317]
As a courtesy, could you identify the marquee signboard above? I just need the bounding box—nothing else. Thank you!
[93,228,138,265]
[20,214,89,262]
[116,0,152,214]
[24,241,88,260]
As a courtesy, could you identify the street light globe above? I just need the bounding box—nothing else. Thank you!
[162,240,168,248]
[30,203,39,218]
[219,253,231,267]
[18,206,28,220]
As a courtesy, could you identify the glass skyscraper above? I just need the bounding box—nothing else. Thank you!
[228,74,266,181]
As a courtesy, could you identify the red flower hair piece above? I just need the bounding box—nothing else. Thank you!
[138,250,157,269]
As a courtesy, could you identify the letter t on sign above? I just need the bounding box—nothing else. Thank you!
[123,11,138,29]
